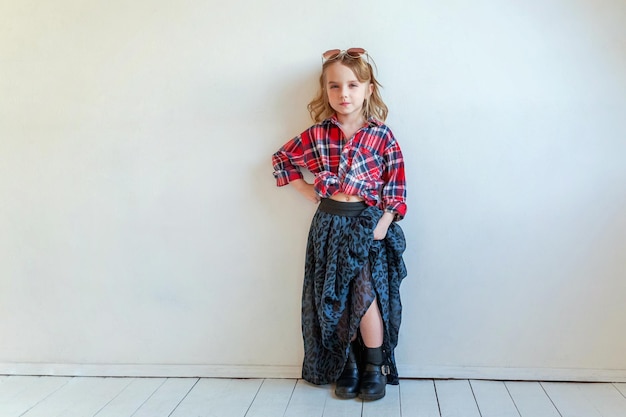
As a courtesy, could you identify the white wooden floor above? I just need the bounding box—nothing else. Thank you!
[1,376,626,417]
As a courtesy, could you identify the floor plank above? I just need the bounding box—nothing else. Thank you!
[435,380,481,417]
[505,381,560,417]
[21,377,132,417]
[94,377,166,417]
[471,380,520,417]
[0,376,42,402]
[244,379,297,417]
[362,384,401,417]
[570,383,626,417]
[169,378,262,417]
[283,379,329,417]
[0,376,71,417]
[321,392,362,417]
[542,382,605,417]
[399,379,441,417]
[131,377,198,417]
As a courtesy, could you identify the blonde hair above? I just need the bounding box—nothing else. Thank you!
[307,54,389,123]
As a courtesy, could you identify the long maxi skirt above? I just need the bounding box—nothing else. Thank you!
[301,198,407,385]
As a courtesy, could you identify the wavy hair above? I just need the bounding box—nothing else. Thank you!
[307,54,388,123]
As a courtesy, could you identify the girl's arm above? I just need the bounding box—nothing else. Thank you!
[272,132,313,187]
[290,179,321,203]
[374,132,407,240]
[373,211,395,240]
[380,135,407,221]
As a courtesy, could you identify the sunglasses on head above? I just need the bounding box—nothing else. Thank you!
[322,48,367,62]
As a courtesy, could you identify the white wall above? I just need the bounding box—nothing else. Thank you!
[1,0,625,381]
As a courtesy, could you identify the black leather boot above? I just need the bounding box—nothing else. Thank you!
[335,342,360,399]
[359,346,386,401]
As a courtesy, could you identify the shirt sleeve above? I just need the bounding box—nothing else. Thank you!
[381,135,407,220]
[272,134,306,186]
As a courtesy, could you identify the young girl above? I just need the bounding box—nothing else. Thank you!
[272,48,407,401]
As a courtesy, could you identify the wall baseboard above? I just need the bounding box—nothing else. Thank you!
[397,365,626,382]
[0,363,302,379]
[1,363,625,382]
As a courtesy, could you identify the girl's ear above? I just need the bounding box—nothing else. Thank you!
[368,82,374,97]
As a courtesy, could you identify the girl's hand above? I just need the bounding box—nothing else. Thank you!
[290,179,321,204]
[373,211,395,240]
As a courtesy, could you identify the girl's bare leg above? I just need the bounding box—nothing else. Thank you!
[359,299,383,347]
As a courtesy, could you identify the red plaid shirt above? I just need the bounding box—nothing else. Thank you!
[272,116,407,219]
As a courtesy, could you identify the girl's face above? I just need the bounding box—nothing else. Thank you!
[324,62,373,121]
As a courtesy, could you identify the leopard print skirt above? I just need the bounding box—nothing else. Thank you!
[301,198,407,385]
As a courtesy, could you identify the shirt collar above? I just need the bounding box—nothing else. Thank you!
[324,114,383,128]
